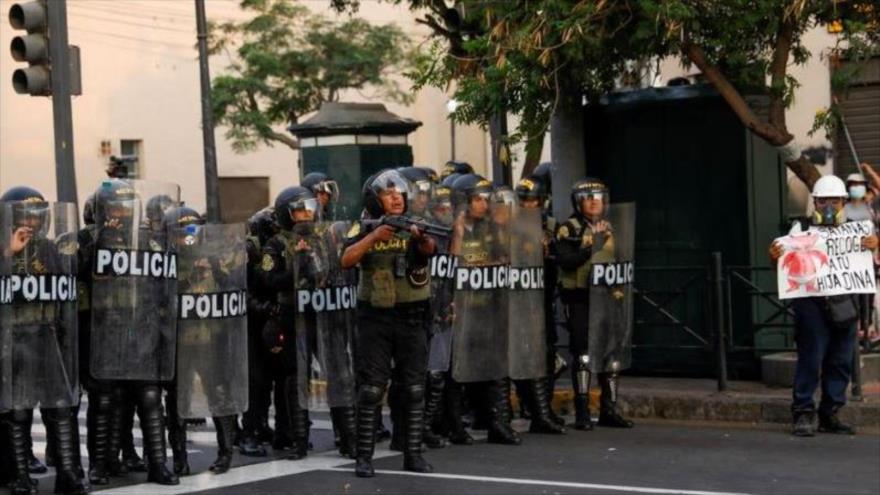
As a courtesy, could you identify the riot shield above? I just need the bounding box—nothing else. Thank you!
[292,226,330,409]
[451,202,510,383]
[507,206,546,380]
[588,203,636,373]
[174,224,249,418]
[427,222,456,373]
[0,201,79,409]
[310,221,357,408]
[90,180,180,381]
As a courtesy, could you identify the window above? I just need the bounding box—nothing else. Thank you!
[116,139,142,178]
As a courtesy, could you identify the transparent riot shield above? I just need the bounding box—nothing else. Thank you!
[451,202,510,383]
[1,201,80,409]
[174,224,249,418]
[310,221,357,408]
[588,203,636,373]
[90,180,180,381]
[508,205,546,380]
[427,225,456,373]
[291,226,330,409]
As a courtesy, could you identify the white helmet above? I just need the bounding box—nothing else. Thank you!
[811,175,848,198]
[845,173,867,184]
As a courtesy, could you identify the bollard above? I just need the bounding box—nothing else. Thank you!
[711,252,729,392]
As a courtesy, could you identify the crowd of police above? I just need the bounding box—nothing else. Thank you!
[0,160,638,494]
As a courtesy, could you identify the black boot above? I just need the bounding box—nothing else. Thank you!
[138,386,179,486]
[87,391,112,485]
[120,398,146,472]
[330,407,357,459]
[6,410,38,495]
[24,412,47,476]
[818,411,856,435]
[106,388,127,477]
[422,372,447,449]
[43,409,87,495]
[239,429,268,457]
[210,415,237,474]
[402,384,433,473]
[573,394,593,431]
[166,392,190,476]
[545,374,565,426]
[523,379,565,434]
[285,377,309,461]
[67,406,85,481]
[444,379,473,445]
[355,385,383,478]
[597,373,633,428]
[486,379,520,445]
[388,383,406,452]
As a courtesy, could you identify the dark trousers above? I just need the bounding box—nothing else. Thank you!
[355,303,428,388]
[791,297,856,414]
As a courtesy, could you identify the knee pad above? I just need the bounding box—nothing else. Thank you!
[358,384,385,408]
[404,384,425,405]
[10,409,32,423]
[139,386,162,410]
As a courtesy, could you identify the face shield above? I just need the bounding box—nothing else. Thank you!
[574,189,609,219]
[11,201,50,238]
[371,170,412,215]
[289,197,319,223]
[314,180,340,203]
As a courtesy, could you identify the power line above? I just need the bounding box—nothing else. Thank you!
[68,11,195,34]
[68,33,195,61]
[69,27,196,49]
[71,2,237,23]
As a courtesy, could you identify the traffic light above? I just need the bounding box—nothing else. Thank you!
[9,1,51,95]
[8,1,80,96]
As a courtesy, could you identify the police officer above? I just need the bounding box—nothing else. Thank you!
[1,187,87,495]
[84,179,179,485]
[260,187,323,460]
[240,207,278,457]
[342,169,436,477]
[557,179,634,430]
[511,178,566,434]
[449,174,520,446]
[440,161,475,182]
[302,172,341,220]
[770,175,879,436]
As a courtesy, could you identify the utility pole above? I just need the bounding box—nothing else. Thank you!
[195,0,220,222]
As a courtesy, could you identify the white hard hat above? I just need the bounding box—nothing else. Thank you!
[845,173,867,184]
[812,175,848,198]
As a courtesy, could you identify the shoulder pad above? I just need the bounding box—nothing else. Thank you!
[345,221,362,239]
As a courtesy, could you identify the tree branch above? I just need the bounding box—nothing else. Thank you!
[786,154,822,191]
[266,130,300,150]
[682,38,792,146]
[767,14,795,131]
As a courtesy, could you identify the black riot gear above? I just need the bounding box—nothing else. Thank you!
[161,206,205,232]
[247,207,278,246]
[302,172,340,203]
[274,187,319,231]
[451,174,493,211]
[531,162,552,191]
[94,179,138,228]
[515,177,546,203]
[83,194,96,226]
[440,172,462,189]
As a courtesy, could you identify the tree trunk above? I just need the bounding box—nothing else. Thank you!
[521,131,545,179]
[489,111,512,186]
[785,155,822,191]
[549,100,585,220]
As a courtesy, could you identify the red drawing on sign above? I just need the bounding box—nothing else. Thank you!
[781,233,827,293]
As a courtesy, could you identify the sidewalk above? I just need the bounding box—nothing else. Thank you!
[545,377,880,430]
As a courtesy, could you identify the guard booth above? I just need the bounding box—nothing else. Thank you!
[289,102,422,220]
[583,84,789,378]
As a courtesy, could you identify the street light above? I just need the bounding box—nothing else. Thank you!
[446,99,459,161]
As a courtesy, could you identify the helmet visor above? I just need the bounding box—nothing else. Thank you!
[315,180,340,203]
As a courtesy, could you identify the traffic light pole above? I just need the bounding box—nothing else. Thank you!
[46,0,77,204]
[195,0,220,223]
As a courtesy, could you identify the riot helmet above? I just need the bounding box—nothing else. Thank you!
[302,172,340,209]
[146,194,176,232]
[274,186,319,231]
[452,173,493,220]
[440,160,474,181]
[515,177,545,209]
[95,179,139,230]
[441,172,463,188]
[399,167,435,216]
[571,178,609,221]
[414,166,439,184]
[531,162,552,192]
[1,186,49,236]
[247,206,278,245]
[362,169,411,218]
[429,185,454,224]
[162,206,205,245]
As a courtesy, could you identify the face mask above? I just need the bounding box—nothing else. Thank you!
[812,204,845,226]
[849,185,866,200]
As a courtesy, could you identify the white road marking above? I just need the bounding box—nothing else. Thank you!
[321,468,757,495]
[93,449,400,494]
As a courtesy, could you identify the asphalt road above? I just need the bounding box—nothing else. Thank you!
[21,407,880,495]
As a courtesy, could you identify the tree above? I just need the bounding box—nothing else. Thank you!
[335,0,878,195]
[210,0,419,152]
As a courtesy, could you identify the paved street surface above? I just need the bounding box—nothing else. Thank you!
[21,403,880,495]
